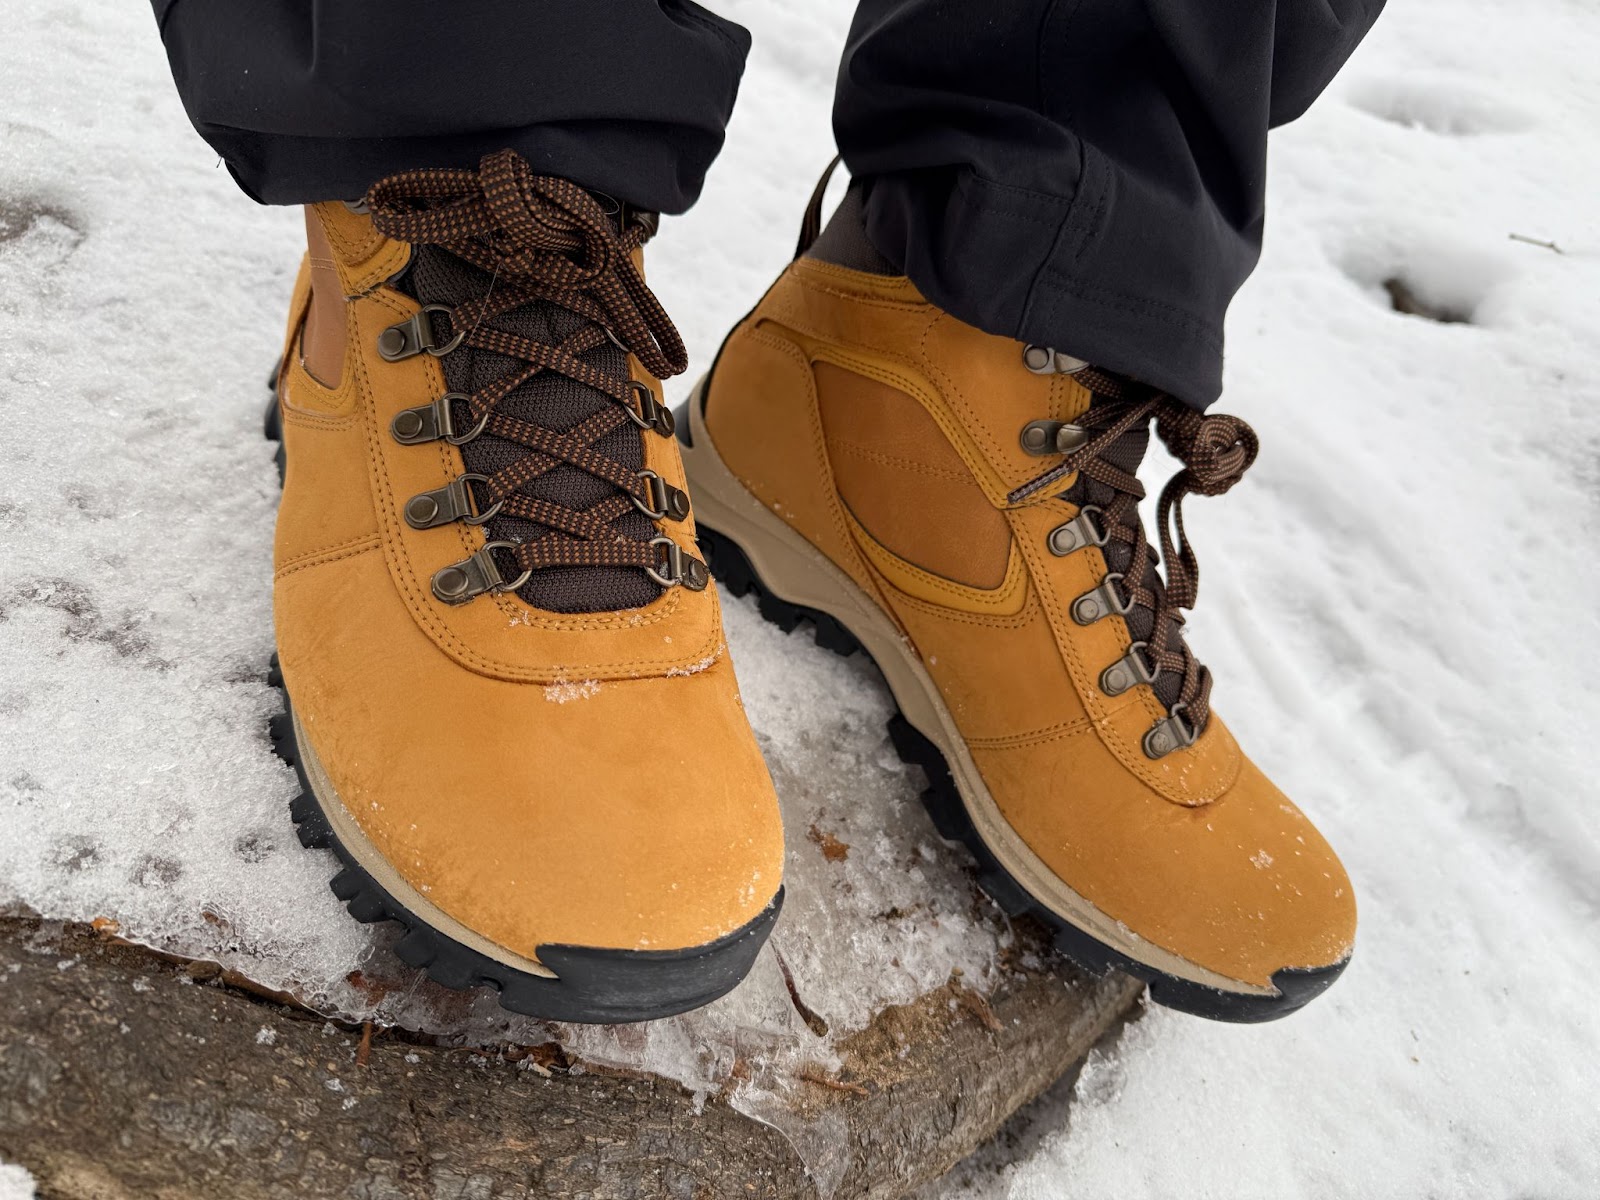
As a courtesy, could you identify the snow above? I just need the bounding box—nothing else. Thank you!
[3,0,1599,1195]
[0,1162,35,1200]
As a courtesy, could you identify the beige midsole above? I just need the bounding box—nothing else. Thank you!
[683,377,1269,997]
[292,710,560,979]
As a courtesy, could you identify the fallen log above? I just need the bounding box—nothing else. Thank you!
[0,916,1138,1199]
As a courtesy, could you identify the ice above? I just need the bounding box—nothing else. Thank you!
[4,0,1600,1194]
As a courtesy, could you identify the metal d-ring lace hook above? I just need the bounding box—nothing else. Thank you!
[404,473,503,529]
[623,379,676,437]
[645,536,708,591]
[377,305,466,362]
[632,469,691,521]
[1143,702,1197,759]
[1047,505,1107,556]
[1070,572,1131,626]
[1100,641,1158,697]
[391,392,491,446]
[431,541,533,605]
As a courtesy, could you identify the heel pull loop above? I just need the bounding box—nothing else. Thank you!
[795,154,844,260]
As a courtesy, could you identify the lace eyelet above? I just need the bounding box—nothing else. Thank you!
[377,305,464,362]
[404,474,501,529]
[1019,419,1090,456]
[623,380,677,438]
[391,394,489,446]
[1047,506,1106,556]
[1071,573,1131,625]
[632,469,690,521]
[1100,642,1157,697]
[646,536,708,590]
[1021,345,1089,376]
[1143,704,1197,759]
[431,541,530,605]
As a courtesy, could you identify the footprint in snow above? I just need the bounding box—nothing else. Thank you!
[1337,235,1516,327]
[1344,76,1537,137]
[0,194,85,268]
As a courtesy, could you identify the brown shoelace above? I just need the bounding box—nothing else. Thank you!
[365,149,694,588]
[1010,371,1259,732]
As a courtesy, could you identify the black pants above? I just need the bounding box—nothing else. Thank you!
[151,0,1383,409]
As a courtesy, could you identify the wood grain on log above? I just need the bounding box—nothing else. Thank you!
[0,917,1140,1199]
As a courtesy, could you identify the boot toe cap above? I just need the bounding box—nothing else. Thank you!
[976,721,1356,992]
[292,656,784,963]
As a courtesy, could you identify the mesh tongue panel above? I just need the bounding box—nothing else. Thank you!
[402,245,658,614]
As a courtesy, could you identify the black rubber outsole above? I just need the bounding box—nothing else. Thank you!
[694,519,1347,1023]
[262,388,781,1023]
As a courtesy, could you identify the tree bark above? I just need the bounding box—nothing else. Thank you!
[0,917,1139,1199]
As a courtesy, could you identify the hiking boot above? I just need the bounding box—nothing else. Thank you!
[264,150,783,1022]
[677,180,1354,1021]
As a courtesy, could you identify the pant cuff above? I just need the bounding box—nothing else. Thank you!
[862,153,1232,411]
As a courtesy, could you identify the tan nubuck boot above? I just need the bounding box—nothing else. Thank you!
[263,150,783,1022]
[678,174,1355,1021]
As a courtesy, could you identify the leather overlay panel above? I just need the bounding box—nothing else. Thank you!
[815,361,1011,590]
[842,507,1027,618]
[704,321,893,616]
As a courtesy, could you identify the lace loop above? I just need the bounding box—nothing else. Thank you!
[1152,407,1259,613]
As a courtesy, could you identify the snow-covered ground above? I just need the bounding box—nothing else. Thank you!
[3,0,1598,1196]
[0,1162,35,1200]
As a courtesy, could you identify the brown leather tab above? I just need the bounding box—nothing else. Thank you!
[300,206,346,388]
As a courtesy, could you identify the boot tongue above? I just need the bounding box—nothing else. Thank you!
[1061,405,1185,711]
[402,243,660,614]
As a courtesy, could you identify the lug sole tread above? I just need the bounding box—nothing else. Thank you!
[697,520,1347,1023]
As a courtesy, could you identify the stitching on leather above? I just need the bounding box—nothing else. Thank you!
[772,272,925,316]
[889,581,1040,632]
[317,211,378,265]
[919,313,1020,483]
[828,437,975,485]
[800,342,1005,508]
[274,538,382,580]
[282,406,356,432]
[277,532,384,574]
[280,298,363,420]
[774,295,1011,506]
[348,243,410,296]
[965,713,1096,749]
[845,506,1023,611]
[317,206,385,265]
[277,259,312,378]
